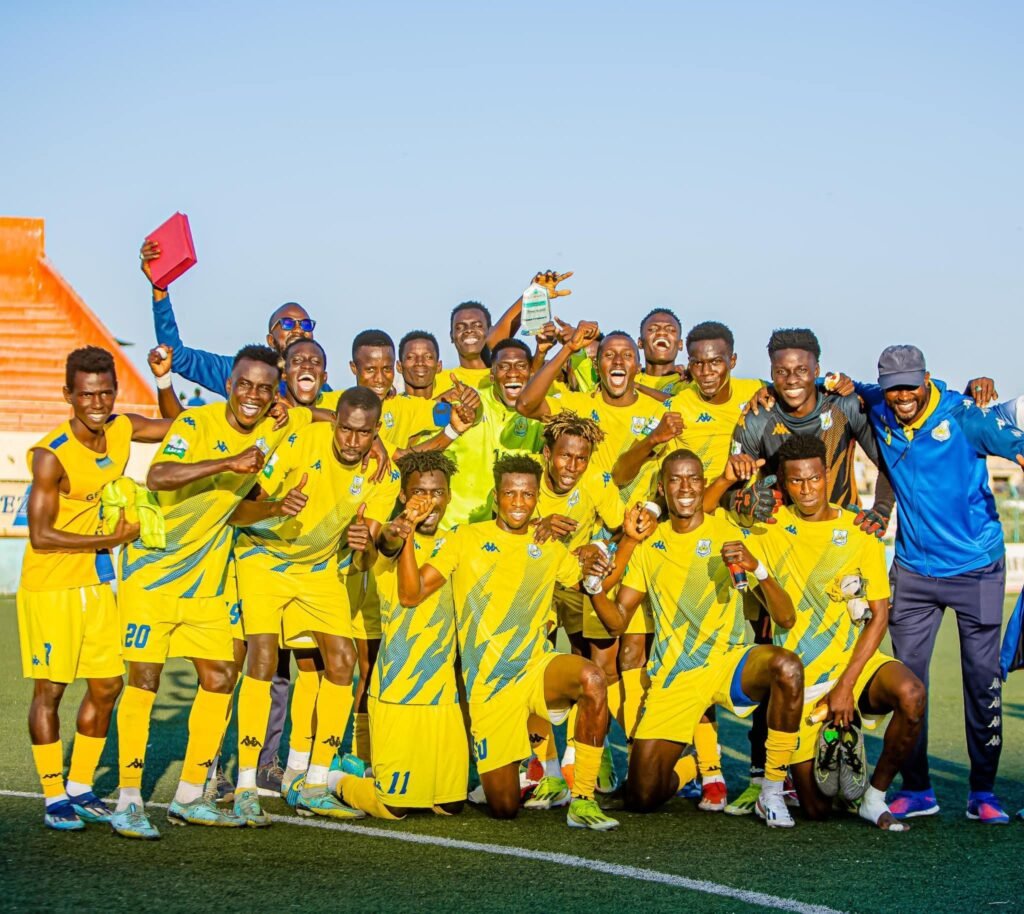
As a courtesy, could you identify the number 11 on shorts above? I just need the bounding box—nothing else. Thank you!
[386,771,410,795]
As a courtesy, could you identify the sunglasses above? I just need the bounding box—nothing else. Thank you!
[274,317,316,333]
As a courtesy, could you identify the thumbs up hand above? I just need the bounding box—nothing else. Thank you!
[347,502,372,552]
[278,472,308,517]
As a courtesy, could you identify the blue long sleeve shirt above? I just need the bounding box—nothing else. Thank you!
[855,378,1024,577]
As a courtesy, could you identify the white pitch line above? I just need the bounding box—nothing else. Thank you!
[1,789,845,914]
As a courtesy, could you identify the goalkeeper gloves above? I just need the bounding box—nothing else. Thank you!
[845,503,890,539]
[733,475,782,524]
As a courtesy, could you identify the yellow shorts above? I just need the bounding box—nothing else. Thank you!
[368,696,469,807]
[791,652,897,765]
[224,563,243,639]
[17,585,123,682]
[636,646,755,744]
[348,569,382,641]
[553,585,585,636]
[468,653,561,774]
[237,557,352,645]
[583,592,653,639]
[118,577,234,663]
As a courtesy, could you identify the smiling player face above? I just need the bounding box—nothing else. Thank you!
[660,455,704,522]
[225,358,279,432]
[451,307,489,360]
[64,370,117,434]
[639,312,682,367]
[284,340,327,406]
[598,335,640,400]
[491,346,532,408]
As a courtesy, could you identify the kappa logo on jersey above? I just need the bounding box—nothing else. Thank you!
[390,469,401,481]
[785,524,798,535]
[931,420,951,442]
[482,542,499,553]
[883,425,893,446]
[590,410,600,423]
[527,544,542,558]
[162,434,189,458]
[182,416,196,427]
[602,472,612,485]
[568,489,580,508]
[696,413,713,423]
[772,423,789,436]
[831,529,848,546]
[350,475,364,495]
[696,538,712,558]
[820,411,834,431]
[215,440,229,453]
[652,540,667,551]
[288,433,298,445]
[311,459,322,471]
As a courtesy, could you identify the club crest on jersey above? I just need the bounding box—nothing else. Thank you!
[631,416,647,435]
[832,529,848,547]
[568,489,580,509]
[383,411,395,429]
[820,411,834,431]
[255,437,270,455]
[696,538,712,558]
[512,417,529,438]
[262,453,279,478]
[162,434,189,458]
[350,475,364,495]
[429,537,446,558]
[528,544,542,558]
[931,420,951,442]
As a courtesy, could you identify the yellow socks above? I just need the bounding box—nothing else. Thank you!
[765,728,799,783]
[673,753,698,789]
[237,676,273,784]
[31,740,65,799]
[67,732,106,790]
[341,774,403,820]
[694,719,723,782]
[310,679,354,774]
[117,686,156,788]
[572,742,603,800]
[181,688,232,787]
[620,668,647,744]
[353,711,372,764]
[289,669,320,755]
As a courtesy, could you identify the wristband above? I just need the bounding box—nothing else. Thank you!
[643,501,662,518]
[753,562,769,581]
[155,374,172,390]
[443,423,459,440]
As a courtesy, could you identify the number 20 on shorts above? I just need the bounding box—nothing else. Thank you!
[124,622,151,649]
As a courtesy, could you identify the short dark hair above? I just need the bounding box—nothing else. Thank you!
[65,346,116,390]
[597,331,638,356]
[283,338,327,368]
[398,330,440,360]
[661,448,703,475]
[686,321,734,352]
[396,451,457,487]
[490,338,532,362]
[338,385,382,418]
[640,308,681,332]
[768,328,821,361]
[492,452,542,489]
[352,329,395,361]
[542,410,605,450]
[450,300,492,330]
[776,434,827,472]
[233,344,280,373]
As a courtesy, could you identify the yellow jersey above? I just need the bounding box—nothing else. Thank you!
[19,415,133,592]
[433,365,492,396]
[313,389,342,410]
[424,520,581,702]
[119,404,311,598]
[545,389,685,504]
[235,421,401,572]
[673,377,764,478]
[535,471,625,552]
[621,512,759,686]
[329,388,437,453]
[744,505,890,688]
[636,369,685,397]
[442,387,545,529]
[371,532,459,706]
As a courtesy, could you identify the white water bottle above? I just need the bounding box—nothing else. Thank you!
[582,541,617,595]
[520,282,551,336]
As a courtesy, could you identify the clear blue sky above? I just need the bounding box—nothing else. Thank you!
[3,2,1022,394]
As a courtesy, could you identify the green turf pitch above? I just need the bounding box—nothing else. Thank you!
[1,597,1022,913]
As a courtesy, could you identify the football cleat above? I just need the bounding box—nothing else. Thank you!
[698,780,728,812]
[43,800,85,832]
[255,764,284,799]
[69,792,113,823]
[524,776,571,810]
[282,772,306,808]
[110,803,160,840]
[888,789,940,819]
[755,789,795,828]
[203,766,235,805]
[724,780,762,816]
[677,777,702,800]
[167,796,245,827]
[838,725,867,801]
[233,788,271,828]
[296,785,366,820]
[783,774,801,807]
[566,797,619,831]
[966,791,1010,825]
[813,722,843,798]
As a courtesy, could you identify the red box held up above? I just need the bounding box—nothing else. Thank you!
[145,212,196,289]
